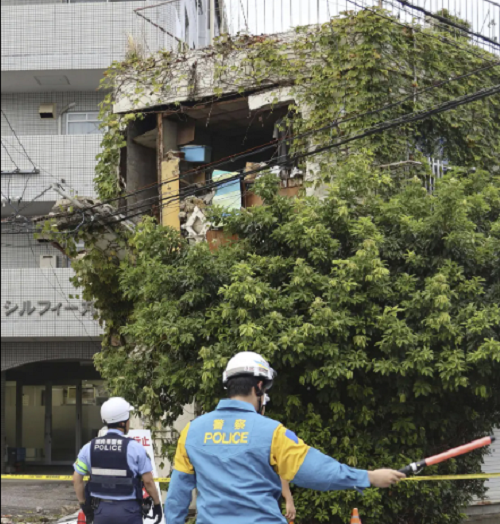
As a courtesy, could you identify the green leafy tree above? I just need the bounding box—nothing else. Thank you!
[86,157,499,523]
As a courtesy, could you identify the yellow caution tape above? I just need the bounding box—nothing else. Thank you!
[2,475,77,481]
[0,474,171,482]
[2,473,499,482]
[402,473,500,482]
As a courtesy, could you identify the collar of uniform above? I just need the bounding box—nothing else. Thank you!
[106,429,126,436]
[216,399,257,413]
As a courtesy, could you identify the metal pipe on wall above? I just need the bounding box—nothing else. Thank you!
[210,0,216,44]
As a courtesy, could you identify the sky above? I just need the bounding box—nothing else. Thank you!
[222,0,499,51]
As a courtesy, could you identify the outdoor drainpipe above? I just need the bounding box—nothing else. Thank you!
[58,102,77,135]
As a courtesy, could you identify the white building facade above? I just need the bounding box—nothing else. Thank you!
[1,0,220,472]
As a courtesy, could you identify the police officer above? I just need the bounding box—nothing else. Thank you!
[165,352,406,524]
[73,397,163,524]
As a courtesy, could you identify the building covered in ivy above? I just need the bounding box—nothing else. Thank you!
[99,9,500,518]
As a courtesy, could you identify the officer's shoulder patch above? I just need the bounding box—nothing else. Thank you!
[285,429,299,444]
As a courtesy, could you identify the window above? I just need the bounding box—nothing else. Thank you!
[67,112,102,135]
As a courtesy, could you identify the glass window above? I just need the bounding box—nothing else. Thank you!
[67,112,102,135]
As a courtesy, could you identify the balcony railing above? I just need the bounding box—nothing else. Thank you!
[222,0,499,54]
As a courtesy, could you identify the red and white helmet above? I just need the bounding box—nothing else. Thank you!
[222,352,276,390]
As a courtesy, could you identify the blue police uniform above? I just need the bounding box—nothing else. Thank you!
[75,429,153,524]
[165,399,371,524]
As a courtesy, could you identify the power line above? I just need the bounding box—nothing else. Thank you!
[4,74,498,236]
[33,60,499,228]
[12,77,499,232]
[380,0,498,53]
[38,8,495,224]
[1,140,20,172]
[1,112,84,206]
[105,5,498,213]
[394,0,500,48]
[92,83,500,228]
[1,110,38,170]
[346,0,498,63]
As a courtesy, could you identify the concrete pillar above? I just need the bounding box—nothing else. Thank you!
[16,380,23,448]
[1,372,6,474]
[76,381,83,455]
[127,118,158,212]
[44,382,52,464]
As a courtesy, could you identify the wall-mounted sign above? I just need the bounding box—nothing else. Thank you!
[3,300,95,318]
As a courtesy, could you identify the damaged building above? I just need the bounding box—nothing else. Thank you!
[113,32,312,245]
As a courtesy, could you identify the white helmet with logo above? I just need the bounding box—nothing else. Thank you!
[101,397,135,424]
[223,351,277,391]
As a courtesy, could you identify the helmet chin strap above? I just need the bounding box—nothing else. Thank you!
[255,383,265,414]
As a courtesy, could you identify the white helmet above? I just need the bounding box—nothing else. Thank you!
[222,351,276,390]
[101,397,135,424]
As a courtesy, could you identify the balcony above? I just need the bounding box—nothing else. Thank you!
[1,134,100,206]
[1,268,102,339]
[1,1,180,90]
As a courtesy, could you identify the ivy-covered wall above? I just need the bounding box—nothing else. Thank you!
[96,8,499,201]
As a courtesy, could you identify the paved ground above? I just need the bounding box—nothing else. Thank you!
[1,480,79,523]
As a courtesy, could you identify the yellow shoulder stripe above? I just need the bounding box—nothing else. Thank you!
[270,425,309,482]
[174,422,195,475]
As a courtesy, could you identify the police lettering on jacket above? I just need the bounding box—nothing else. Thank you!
[93,438,124,452]
[204,419,249,445]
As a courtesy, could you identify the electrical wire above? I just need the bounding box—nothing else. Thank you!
[1,140,20,172]
[91,83,500,228]
[48,7,498,220]
[345,0,498,63]
[1,110,38,171]
[6,80,497,234]
[393,0,500,48]
[3,75,498,237]
[3,9,498,233]
[31,59,500,228]
[378,0,499,55]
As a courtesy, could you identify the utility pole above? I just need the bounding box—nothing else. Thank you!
[210,0,216,45]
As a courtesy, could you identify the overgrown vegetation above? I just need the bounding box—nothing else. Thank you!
[45,8,500,524]
[95,8,499,200]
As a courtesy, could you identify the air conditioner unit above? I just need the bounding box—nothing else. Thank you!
[40,255,59,268]
[39,103,57,119]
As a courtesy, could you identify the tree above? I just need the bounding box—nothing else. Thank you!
[89,157,499,523]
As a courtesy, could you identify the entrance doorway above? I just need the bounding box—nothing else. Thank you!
[4,362,108,468]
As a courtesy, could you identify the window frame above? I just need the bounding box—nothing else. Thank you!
[66,112,102,135]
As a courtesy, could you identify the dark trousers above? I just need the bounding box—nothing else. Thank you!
[94,499,143,524]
